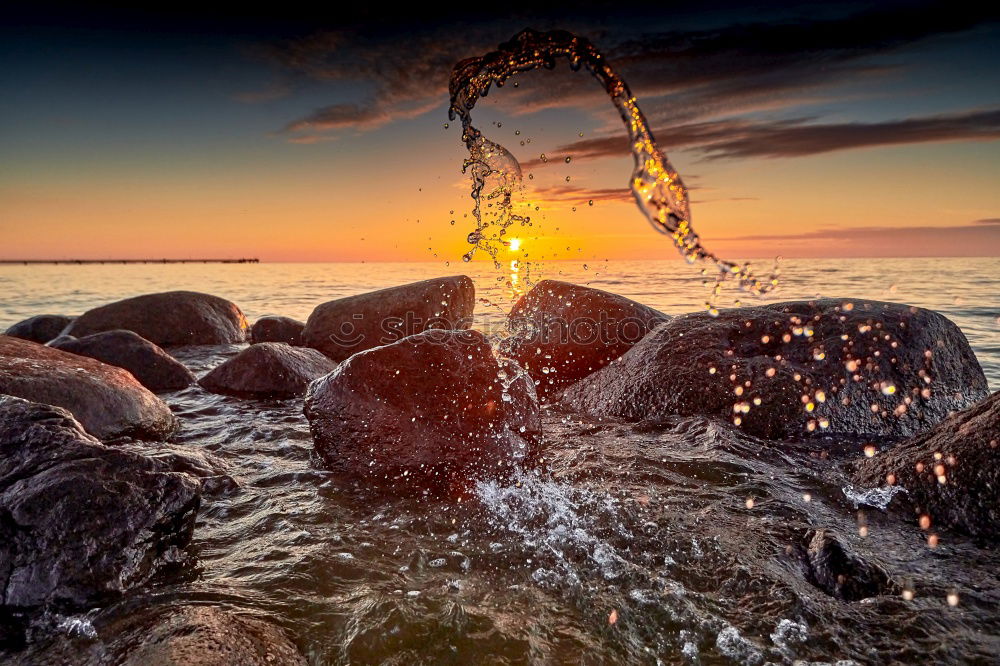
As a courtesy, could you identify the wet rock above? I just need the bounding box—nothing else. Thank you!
[302,276,475,361]
[4,315,73,344]
[800,529,896,601]
[0,397,200,610]
[853,390,1000,540]
[561,299,987,440]
[66,291,249,346]
[51,330,196,392]
[115,443,239,496]
[501,280,668,397]
[44,335,76,347]
[304,329,540,492]
[199,342,336,398]
[0,336,176,440]
[7,605,305,666]
[250,315,304,346]
[116,606,305,666]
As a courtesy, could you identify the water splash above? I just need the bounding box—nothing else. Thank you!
[448,28,779,302]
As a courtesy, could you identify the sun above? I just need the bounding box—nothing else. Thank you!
[508,238,522,252]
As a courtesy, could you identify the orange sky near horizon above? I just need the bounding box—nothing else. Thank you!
[2,7,999,263]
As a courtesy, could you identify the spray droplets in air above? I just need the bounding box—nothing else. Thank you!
[448,28,780,302]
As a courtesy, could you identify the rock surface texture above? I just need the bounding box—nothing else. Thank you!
[250,316,305,346]
[52,330,195,392]
[0,397,200,610]
[502,280,668,396]
[199,342,336,397]
[4,315,73,344]
[302,276,476,361]
[561,299,987,440]
[304,329,540,492]
[853,390,1000,540]
[66,291,249,346]
[0,336,176,440]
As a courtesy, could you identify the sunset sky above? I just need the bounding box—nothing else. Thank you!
[2,2,999,262]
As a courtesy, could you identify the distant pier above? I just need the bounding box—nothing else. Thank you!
[0,258,260,265]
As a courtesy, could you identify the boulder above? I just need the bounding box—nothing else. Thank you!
[304,329,540,492]
[4,315,73,344]
[302,276,475,361]
[51,330,196,392]
[0,336,176,440]
[501,280,668,396]
[798,529,896,601]
[250,315,304,346]
[115,606,306,666]
[65,291,249,346]
[6,605,305,666]
[852,390,1000,540]
[0,397,200,610]
[199,343,336,398]
[561,299,987,440]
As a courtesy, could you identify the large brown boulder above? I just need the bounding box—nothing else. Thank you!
[0,336,176,440]
[51,330,196,392]
[199,343,336,397]
[304,329,540,493]
[4,315,73,344]
[852,390,1000,540]
[250,315,304,346]
[561,299,987,440]
[65,291,249,346]
[0,397,200,610]
[501,280,668,396]
[302,276,475,361]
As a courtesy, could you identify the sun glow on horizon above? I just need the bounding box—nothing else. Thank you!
[508,238,522,252]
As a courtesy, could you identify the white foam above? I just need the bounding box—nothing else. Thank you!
[842,484,906,510]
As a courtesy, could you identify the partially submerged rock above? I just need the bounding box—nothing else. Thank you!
[4,315,73,344]
[51,330,196,392]
[799,529,896,601]
[304,329,540,492]
[0,336,176,440]
[66,291,249,346]
[199,342,336,397]
[7,605,305,666]
[853,390,1000,540]
[44,334,77,347]
[250,315,305,346]
[0,397,200,610]
[501,280,668,396]
[302,276,475,361]
[561,299,987,440]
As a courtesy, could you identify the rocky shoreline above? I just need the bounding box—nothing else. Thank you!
[1,276,997,663]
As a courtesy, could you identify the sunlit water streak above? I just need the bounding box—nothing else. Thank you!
[2,259,999,663]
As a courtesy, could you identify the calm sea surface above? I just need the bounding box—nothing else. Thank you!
[2,257,998,388]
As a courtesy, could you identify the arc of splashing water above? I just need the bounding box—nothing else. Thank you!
[448,28,779,302]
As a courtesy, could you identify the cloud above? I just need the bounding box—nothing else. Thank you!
[521,107,1000,165]
[478,3,999,123]
[263,2,1000,142]
[710,219,1000,257]
[528,185,632,205]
